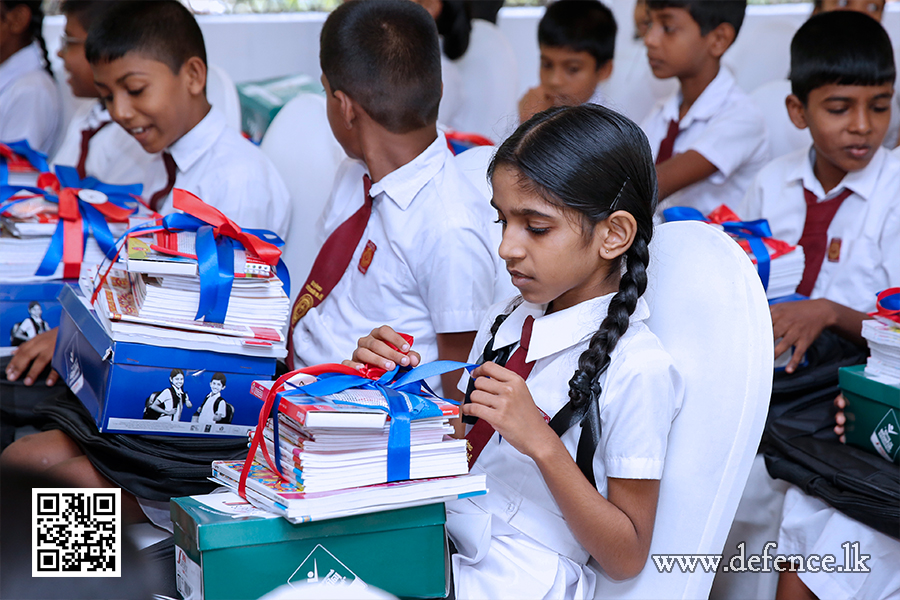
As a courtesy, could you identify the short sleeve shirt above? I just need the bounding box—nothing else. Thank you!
[0,42,60,154]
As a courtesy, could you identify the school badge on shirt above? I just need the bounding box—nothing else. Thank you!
[358,240,377,274]
[827,237,842,262]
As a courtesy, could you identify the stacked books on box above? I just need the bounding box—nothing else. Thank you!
[211,371,486,522]
[862,318,900,385]
[744,240,804,300]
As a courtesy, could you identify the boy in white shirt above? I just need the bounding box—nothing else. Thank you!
[288,0,497,402]
[643,0,769,214]
[85,0,291,237]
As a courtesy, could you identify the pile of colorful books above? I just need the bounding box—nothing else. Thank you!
[862,319,900,385]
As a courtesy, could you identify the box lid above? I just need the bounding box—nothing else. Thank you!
[58,285,274,373]
[0,280,71,302]
[839,365,900,409]
[171,496,446,551]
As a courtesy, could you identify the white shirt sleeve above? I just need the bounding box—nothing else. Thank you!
[686,103,768,180]
[0,72,60,154]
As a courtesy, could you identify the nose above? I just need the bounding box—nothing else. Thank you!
[498,226,525,263]
[547,67,565,89]
[848,104,873,136]
[644,22,660,49]
[107,93,134,126]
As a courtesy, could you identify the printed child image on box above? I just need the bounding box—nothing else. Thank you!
[192,372,233,425]
[143,368,192,421]
[9,301,49,346]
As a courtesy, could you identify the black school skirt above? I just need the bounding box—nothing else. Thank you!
[36,391,248,502]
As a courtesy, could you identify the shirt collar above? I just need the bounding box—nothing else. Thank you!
[494,294,651,363]
[789,144,886,202]
[661,67,736,128]
[367,131,449,210]
[167,107,226,173]
[0,42,43,94]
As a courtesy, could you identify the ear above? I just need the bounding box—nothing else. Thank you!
[597,59,614,82]
[707,22,736,59]
[334,89,358,130]
[596,210,638,261]
[183,56,207,96]
[785,94,809,130]
[4,3,31,35]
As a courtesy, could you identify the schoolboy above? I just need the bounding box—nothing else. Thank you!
[518,0,618,124]
[85,0,291,237]
[642,0,769,214]
[51,0,169,204]
[288,0,497,403]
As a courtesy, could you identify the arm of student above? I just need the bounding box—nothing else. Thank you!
[771,299,868,373]
[5,328,59,386]
[344,325,422,371]
[466,361,659,579]
[656,150,719,200]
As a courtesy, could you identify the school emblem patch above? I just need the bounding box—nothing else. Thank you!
[827,238,842,262]
[292,293,314,325]
[358,240,377,274]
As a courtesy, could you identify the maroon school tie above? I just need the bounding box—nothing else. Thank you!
[285,175,375,369]
[76,121,111,179]
[795,187,853,297]
[466,315,536,469]
[655,119,680,165]
[148,152,177,213]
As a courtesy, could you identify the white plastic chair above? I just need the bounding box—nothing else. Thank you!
[592,220,773,599]
[453,145,517,304]
[749,79,812,160]
[260,93,345,303]
[207,63,242,132]
[452,19,519,142]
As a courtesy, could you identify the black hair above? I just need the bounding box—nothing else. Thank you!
[320,0,441,134]
[1,1,54,80]
[646,0,746,36]
[211,372,227,385]
[489,104,658,409]
[27,300,40,310]
[85,0,207,74]
[538,0,617,68]
[170,368,185,379]
[790,11,895,105]
[61,0,123,32]
[436,1,472,61]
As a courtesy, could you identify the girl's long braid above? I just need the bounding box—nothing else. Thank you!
[567,231,650,408]
[29,4,54,81]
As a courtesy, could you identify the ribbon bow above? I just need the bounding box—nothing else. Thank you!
[0,140,49,187]
[240,360,475,500]
[663,205,780,290]
[871,288,900,326]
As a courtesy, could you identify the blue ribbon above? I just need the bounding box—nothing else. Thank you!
[663,207,774,290]
[0,139,49,186]
[272,361,476,483]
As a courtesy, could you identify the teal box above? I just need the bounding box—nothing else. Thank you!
[237,75,324,143]
[172,496,448,600]
[839,365,900,464]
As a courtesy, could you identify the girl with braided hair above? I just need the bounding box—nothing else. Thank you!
[348,104,684,598]
[0,0,60,153]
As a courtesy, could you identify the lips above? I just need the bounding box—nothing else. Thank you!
[507,269,533,287]
[844,145,872,160]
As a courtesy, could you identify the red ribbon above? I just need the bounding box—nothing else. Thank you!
[871,288,900,325]
[706,205,796,261]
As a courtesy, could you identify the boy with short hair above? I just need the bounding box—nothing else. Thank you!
[288,0,497,403]
[85,0,290,237]
[518,0,618,124]
[51,0,169,204]
[643,0,769,214]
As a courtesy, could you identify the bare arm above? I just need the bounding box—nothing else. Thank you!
[656,150,718,200]
[771,299,868,373]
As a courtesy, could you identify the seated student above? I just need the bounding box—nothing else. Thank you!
[642,0,769,215]
[287,0,497,406]
[86,0,290,235]
[0,0,60,153]
[51,0,169,203]
[518,0,618,124]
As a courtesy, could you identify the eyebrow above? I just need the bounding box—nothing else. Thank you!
[490,199,554,219]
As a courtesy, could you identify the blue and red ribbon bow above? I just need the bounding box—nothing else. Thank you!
[0,139,49,188]
[871,288,900,326]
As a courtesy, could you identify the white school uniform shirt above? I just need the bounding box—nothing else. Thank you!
[194,391,225,423]
[738,146,900,313]
[439,54,466,132]
[291,132,497,391]
[0,42,60,154]
[642,67,770,216]
[447,294,684,600]
[50,102,169,201]
[157,107,291,239]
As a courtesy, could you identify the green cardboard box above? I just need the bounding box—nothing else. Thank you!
[171,496,448,600]
[838,365,900,464]
[237,74,324,143]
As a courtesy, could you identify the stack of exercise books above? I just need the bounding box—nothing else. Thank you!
[862,318,900,385]
[210,371,486,522]
[742,238,805,301]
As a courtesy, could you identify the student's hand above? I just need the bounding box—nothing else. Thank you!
[770,299,836,374]
[344,325,421,372]
[834,393,847,444]
[466,361,556,458]
[518,85,554,123]
[5,329,60,386]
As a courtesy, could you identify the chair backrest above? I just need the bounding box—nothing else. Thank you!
[260,93,345,303]
[206,63,242,132]
[749,79,811,160]
[453,19,519,142]
[592,221,773,599]
[453,145,518,303]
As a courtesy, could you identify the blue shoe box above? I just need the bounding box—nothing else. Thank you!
[52,285,275,437]
[0,280,71,349]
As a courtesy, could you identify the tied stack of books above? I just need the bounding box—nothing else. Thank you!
[862,318,900,385]
[211,371,486,522]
